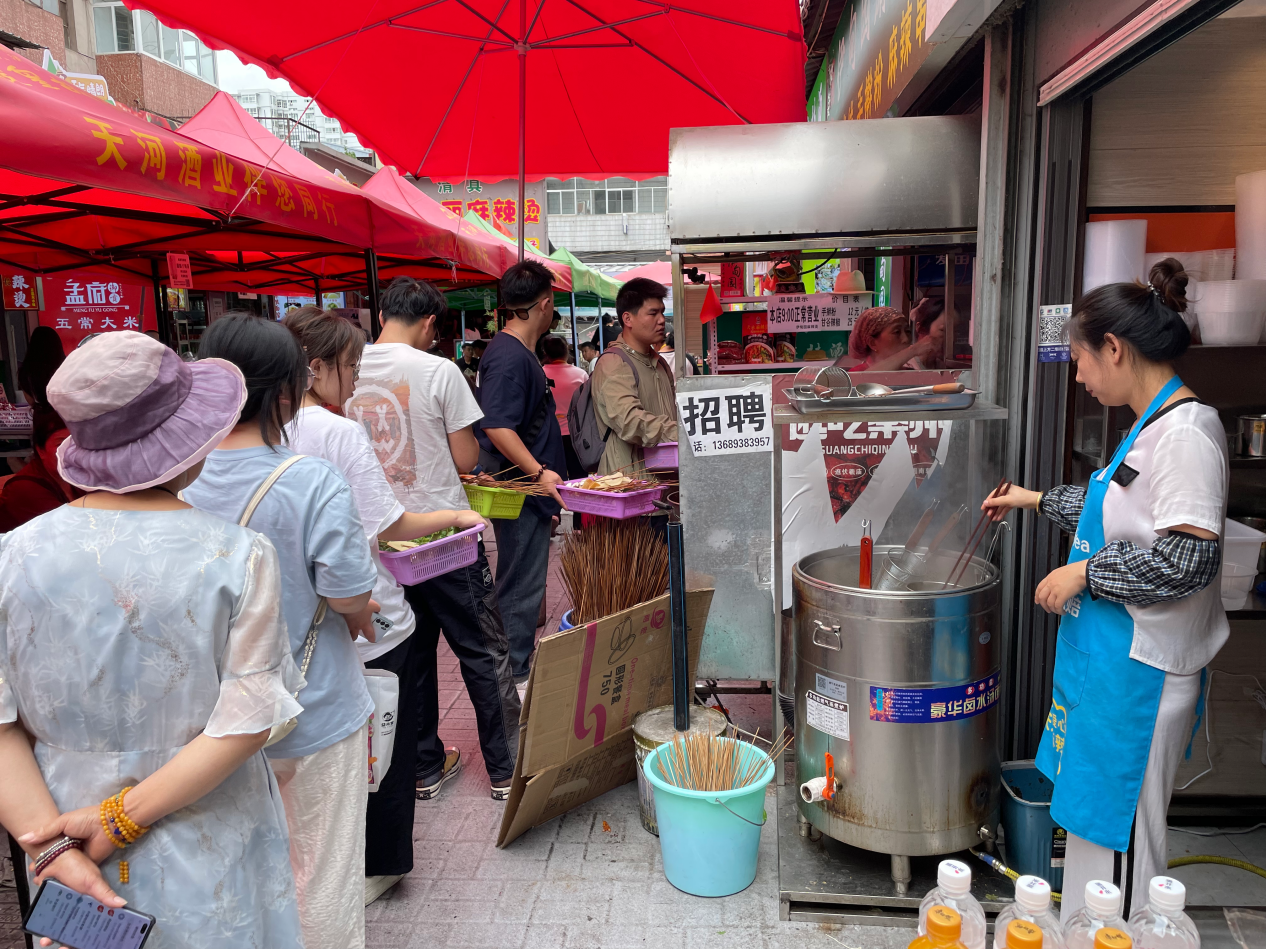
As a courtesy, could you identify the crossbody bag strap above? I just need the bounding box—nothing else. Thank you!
[238,453,307,527]
[234,453,325,680]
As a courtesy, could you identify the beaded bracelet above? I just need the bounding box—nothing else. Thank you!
[99,787,149,884]
[32,836,83,877]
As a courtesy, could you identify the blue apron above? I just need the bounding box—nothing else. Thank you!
[1035,376,1184,853]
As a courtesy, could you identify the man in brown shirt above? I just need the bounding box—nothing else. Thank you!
[591,278,679,475]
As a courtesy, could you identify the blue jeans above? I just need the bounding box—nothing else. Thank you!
[491,508,552,678]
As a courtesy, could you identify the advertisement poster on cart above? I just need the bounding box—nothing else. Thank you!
[773,374,954,603]
[38,271,157,349]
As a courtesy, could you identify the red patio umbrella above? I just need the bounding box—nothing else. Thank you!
[128,0,806,259]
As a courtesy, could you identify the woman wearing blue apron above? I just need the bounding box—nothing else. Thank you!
[985,259,1229,919]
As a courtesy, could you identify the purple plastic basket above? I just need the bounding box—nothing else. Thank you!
[643,442,678,469]
[379,525,482,585]
[557,480,667,519]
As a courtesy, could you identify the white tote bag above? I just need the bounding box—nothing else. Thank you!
[363,669,400,792]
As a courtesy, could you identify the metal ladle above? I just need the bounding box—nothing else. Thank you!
[851,382,966,398]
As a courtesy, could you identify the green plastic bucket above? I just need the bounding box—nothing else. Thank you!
[643,738,775,897]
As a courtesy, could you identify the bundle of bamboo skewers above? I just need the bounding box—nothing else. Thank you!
[559,517,670,624]
[655,726,793,792]
[460,470,555,496]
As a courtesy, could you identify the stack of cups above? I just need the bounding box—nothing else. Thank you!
[1234,170,1266,342]
[1190,279,1266,344]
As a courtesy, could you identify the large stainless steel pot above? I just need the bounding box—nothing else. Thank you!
[793,545,1001,857]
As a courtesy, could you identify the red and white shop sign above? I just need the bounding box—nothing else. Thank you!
[166,252,193,289]
[2,273,38,310]
[38,272,156,348]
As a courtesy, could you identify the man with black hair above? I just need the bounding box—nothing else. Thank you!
[591,277,679,475]
[475,260,568,685]
[349,276,521,808]
[577,338,599,374]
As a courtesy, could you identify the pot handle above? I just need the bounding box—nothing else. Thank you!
[812,620,841,651]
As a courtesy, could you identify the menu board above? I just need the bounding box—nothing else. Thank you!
[765,292,871,332]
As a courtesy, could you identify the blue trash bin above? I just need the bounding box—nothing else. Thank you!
[1000,759,1065,891]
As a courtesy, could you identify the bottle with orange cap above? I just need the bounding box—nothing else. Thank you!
[1006,920,1046,949]
[909,905,969,949]
[1094,929,1133,949]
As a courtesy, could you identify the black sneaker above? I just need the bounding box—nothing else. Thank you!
[416,747,461,800]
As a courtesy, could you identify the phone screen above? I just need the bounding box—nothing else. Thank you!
[24,880,155,949]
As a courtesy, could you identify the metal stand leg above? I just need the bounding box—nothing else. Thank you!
[891,854,912,896]
[667,520,690,732]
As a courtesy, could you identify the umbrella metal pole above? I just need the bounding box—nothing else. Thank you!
[668,520,690,732]
[516,0,526,262]
[570,292,578,362]
[364,249,381,339]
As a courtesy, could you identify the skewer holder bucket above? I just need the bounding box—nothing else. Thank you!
[631,705,728,835]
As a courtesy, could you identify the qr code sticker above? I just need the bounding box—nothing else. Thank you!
[1038,304,1071,345]
[1039,313,1066,345]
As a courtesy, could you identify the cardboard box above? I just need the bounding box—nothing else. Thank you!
[497,589,714,848]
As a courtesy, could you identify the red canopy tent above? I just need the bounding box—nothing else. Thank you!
[0,49,569,340]
[611,260,716,286]
[128,0,807,259]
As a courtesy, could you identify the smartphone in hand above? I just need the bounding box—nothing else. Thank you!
[24,879,155,949]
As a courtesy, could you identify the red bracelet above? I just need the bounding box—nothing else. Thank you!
[32,836,83,876]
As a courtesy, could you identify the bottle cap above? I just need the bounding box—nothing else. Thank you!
[926,905,962,941]
[1085,880,1122,916]
[1005,919,1043,949]
[1149,876,1186,914]
[1014,875,1051,913]
[937,859,972,898]
[1093,928,1132,949]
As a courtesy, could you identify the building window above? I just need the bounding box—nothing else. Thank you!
[546,176,666,216]
[93,2,216,85]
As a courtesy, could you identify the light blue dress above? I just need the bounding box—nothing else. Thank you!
[0,506,306,949]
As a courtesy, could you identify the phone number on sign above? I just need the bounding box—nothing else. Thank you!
[701,436,771,451]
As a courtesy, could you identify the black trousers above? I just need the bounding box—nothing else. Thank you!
[402,540,521,785]
[363,630,421,877]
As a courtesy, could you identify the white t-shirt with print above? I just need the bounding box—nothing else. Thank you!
[349,343,484,514]
[1102,401,1229,675]
[285,404,415,663]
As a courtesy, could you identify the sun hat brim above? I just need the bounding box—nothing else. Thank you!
[57,357,247,493]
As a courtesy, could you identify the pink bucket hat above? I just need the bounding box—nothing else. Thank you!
[47,331,246,493]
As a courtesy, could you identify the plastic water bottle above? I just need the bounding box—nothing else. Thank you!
[1064,881,1134,949]
[994,875,1065,948]
[1127,877,1200,949]
[918,860,987,949]
[909,905,969,949]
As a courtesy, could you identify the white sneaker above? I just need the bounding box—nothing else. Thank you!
[364,873,404,906]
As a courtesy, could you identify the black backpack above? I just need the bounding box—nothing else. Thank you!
[567,348,640,473]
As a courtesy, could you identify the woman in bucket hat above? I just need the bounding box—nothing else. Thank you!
[0,330,305,948]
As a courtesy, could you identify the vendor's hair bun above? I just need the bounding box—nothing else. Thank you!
[1070,258,1191,363]
[1149,257,1189,313]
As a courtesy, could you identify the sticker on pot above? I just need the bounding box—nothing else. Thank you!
[805,690,849,741]
[815,674,847,703]
[869,674,1001,723]
[978,631,991,645]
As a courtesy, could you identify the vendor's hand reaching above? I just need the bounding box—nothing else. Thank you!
[981,485,1042,522]
[1034,561,1088,614]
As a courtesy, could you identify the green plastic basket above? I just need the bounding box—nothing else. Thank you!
[464,484,527,519]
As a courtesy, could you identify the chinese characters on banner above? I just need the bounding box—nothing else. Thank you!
[2,273,38,310]
[785,417,951,521]
[37,272,156,348]
[719,262,744,299]
[806,0,934,123]
[166,252,193,289]
[766,293,870,332]
[676,384,773,457]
